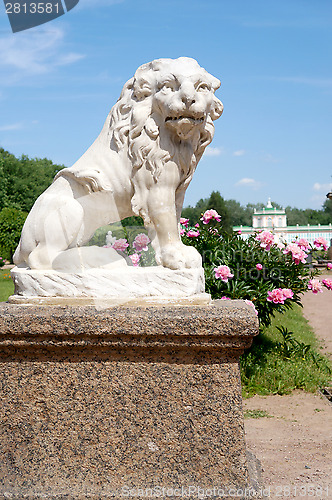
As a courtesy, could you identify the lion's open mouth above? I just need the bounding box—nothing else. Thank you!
[165,114,205,139]
[165,115,204,124]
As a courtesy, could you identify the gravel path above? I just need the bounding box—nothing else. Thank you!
[244,278,332,498]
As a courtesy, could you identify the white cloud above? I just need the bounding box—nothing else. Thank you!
[233,150,245,157]
[310,193,330,208]
[204,146,223,157]
[313,182,332,192]
[235,178,262,190]
[0,122,23,131]
[262,153,279,163]
[0,27,84,81]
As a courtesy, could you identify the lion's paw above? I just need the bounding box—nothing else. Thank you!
[181,244,202,268]
[157,243,202,270]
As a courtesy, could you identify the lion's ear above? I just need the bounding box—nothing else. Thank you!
[210,96,224,121]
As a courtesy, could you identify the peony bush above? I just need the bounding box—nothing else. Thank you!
[181,210,331,328]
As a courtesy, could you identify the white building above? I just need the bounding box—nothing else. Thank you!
[233,198,332,245]
[252,198,287,229]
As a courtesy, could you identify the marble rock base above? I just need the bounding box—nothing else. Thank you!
[0,301,259,499]
[10,265,207,306]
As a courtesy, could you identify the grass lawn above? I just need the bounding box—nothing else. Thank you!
[0,269,14,302]
[241,304,331,397]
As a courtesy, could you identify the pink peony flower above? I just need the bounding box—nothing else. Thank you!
[308,279,323,294]
[277,241,285,250]
[112,238,129,252]
[313,237,328,251]
[283,243,307,265]
[194,223,200,228]
[129,253,140,267]
[220,296,231,300]
[244,299,258,316]
[296,238,310,251]
[187,230,200,238]
[180,228,186,236]
[255,231,274,251]
[214,265,234,282]
[238,230,242,234]
[267,288,286,304]
[180,217,189,228]
[327,263,332,270]
[201,209,221,225]
[256,263,263,270]
[282,288,294,299]
[133,233,150,252]
[322,279,332,290]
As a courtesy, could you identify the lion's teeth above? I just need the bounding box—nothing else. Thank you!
[166,115,204,122]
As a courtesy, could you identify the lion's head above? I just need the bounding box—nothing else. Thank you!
[56,58,222,225]
[108,57,223,222]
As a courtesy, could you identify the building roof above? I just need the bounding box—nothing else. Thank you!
[254,197,285,216]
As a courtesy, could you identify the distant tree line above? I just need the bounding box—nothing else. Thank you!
[182,191,332,231]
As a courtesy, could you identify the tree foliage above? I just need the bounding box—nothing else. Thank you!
[0,148,64,213]
[0,148,65,261]
[182,191,232,232]
[0,207,27,260]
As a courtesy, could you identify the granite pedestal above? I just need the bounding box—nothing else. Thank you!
[0,301,259,499]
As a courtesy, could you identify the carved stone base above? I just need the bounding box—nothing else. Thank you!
[10,265,206,305]
[0,302,259,498]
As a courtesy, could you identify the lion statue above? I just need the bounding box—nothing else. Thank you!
[13,57,223,271]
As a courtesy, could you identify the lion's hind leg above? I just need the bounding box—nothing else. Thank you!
[26,198,85,270]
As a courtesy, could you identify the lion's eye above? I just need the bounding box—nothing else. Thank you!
[197,83,210,92]
[159,81,177,92]
[163,83,174,91]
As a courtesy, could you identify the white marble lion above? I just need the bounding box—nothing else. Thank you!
[14,57,223,271]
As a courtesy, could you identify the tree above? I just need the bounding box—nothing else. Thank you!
[0,207,27,260]
[224,199,252,226]
[286,205,331,226]
[323,199,332,223]
[182,197,209,225]
[206,191,232,233]
[0,148,64,212]
[0,159,8,210]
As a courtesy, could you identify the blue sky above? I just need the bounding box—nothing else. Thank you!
[0,0,331,209]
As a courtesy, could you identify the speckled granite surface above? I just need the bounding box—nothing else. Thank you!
[0,301,259,499]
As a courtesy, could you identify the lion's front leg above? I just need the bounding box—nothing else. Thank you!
[146,188,201,270]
